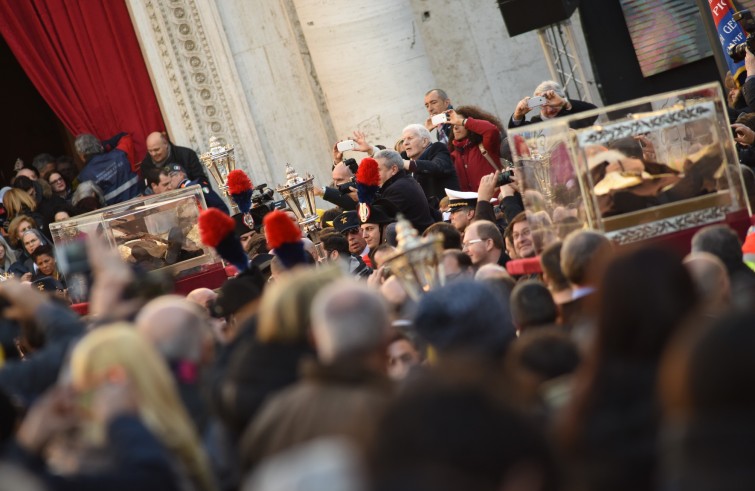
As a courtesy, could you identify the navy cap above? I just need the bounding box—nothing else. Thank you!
[334,211,360,233]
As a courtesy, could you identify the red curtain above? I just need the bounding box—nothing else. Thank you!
[0,0,165,161]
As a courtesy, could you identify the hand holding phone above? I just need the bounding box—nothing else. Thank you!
[527,96,547,109]
[431,112,448,126]
[336,140,357,152]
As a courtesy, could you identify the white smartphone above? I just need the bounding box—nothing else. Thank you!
[527,96,548,109]
[336,140,357,152]
[431,113,448,125]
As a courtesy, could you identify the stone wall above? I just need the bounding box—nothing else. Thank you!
[127,0,598,190]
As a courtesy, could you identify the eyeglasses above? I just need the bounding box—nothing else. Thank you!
[49,178,64,185]
[461,239,484,250]
[512,228,531,241]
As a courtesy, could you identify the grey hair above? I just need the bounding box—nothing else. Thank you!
[374,149,403,171]
[31,153,55,173]
[534,80,566,98]
[402,124,432,143]
[21,228,49,253]
[71,180,106,207]
[310,279,389,363]
[425,88,449,100]
[74,134,104,160]
[135,295,210,363]
[0,234,16,269]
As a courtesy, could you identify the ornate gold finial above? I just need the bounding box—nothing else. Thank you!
[394,215,421,252]
[283,163,305,186]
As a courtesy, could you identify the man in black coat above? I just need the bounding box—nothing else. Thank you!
[374,149,435,233]
[142,132,208,183]
[401,124,460,203]
[509,80,598,130]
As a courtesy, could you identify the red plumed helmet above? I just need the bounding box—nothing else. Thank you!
[198,208,236,248]
[226,169,253,195]
[264,210,301,249]
[356,157,380,187]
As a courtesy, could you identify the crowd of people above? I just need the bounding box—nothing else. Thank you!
[0,72,754,491]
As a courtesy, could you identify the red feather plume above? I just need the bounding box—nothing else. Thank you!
[356,158,380,186]
[226,170,253,195]
[198,208,236,248]
[264,210,302,249]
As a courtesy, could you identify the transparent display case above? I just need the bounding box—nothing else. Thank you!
[50,185,220,279]
[506,83,751,248]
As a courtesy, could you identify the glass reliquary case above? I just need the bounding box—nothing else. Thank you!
[50,185,220,278]
[506,82,751,248]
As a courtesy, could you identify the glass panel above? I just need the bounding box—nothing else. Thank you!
[50,185,221,285]
[508,83,750,248]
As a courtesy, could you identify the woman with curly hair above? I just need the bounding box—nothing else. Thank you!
[445,105,505,192]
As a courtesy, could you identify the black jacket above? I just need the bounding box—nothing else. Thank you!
[378,170,436,233]
[409,142,460,201]
[744,75,755,113]
[216,338,314,435]
[508,98,598,130]
[141,143,208,182]
[322,186,357,211]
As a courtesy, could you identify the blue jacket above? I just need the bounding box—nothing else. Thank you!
[179,179,230,214]
[78,149,141,205]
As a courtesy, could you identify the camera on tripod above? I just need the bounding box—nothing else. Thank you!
[728,10,755,63]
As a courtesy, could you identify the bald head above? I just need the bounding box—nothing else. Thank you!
[146,132,170,164]
[474,263,512,281]
[186,288,217,311]
[135,295,209,363]
[332,162,353,183]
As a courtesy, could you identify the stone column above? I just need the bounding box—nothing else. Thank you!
[125,0,272,185]
[291,0,439,149]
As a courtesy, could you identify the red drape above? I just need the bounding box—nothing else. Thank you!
[0,0,165,161]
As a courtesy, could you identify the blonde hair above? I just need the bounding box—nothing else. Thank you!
[256,266,342,344]
[7,215,37,248]
[69,325,216,491]
[3,189,36,219]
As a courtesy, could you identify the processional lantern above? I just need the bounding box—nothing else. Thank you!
[275,164,326,259]
[383,215,445,301]
[200,136,238,214]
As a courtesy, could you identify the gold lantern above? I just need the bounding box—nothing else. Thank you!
[199,136,238,214]
[383,215,445,301]
[275,164,325,259]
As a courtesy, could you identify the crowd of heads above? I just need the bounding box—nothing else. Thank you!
[1,79,755,491]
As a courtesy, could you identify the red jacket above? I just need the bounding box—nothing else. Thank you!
[450,118,502,192]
